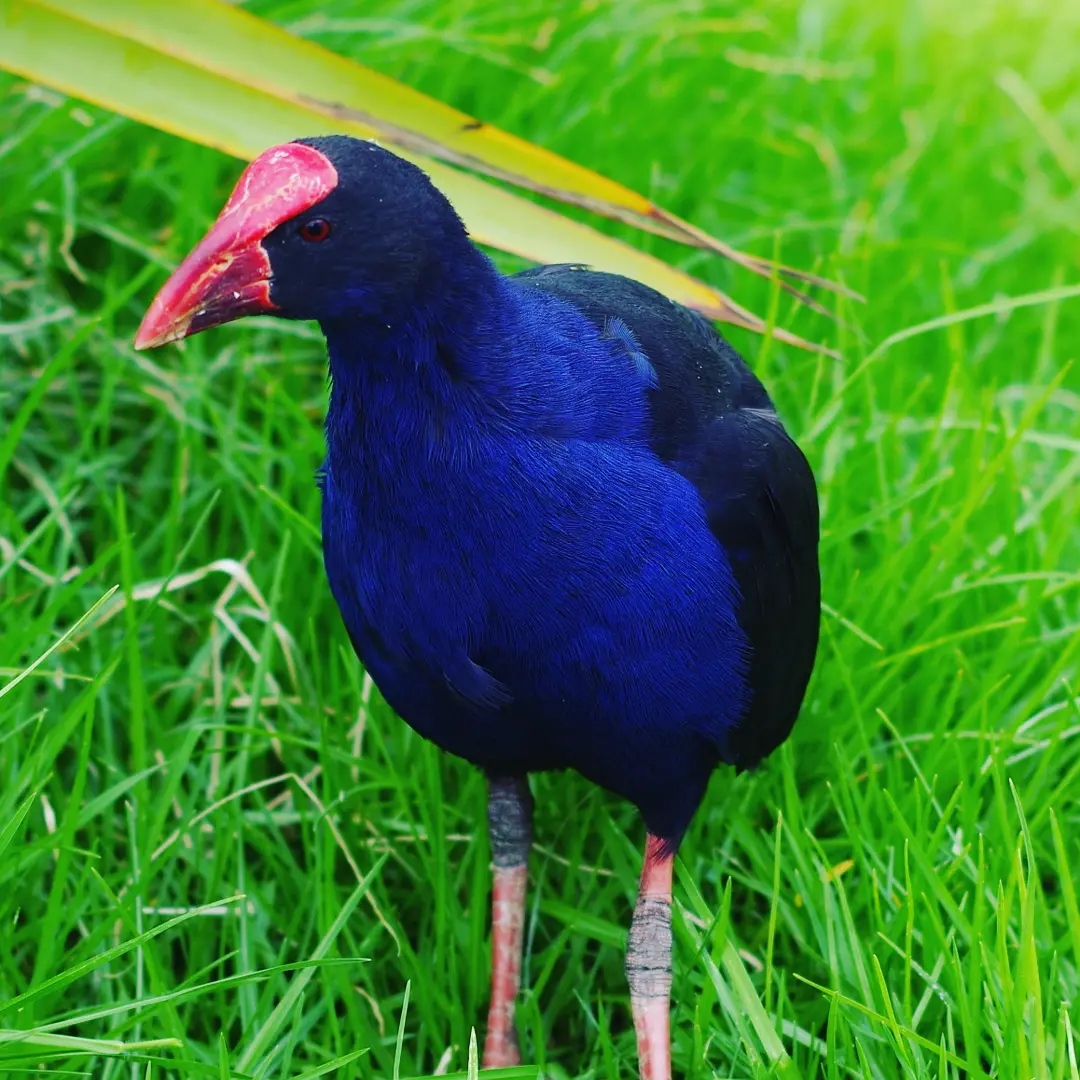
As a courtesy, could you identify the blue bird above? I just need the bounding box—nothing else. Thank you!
[135,135,820,1080]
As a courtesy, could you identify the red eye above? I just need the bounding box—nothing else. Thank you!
[299,218,332,242]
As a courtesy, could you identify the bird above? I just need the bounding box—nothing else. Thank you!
[134,135,820,1080]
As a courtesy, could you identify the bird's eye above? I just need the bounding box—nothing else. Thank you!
[299,218,332,243]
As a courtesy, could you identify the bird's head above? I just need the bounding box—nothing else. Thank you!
[134,135,470,350]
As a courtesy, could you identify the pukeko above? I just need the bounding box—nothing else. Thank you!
[135,136,820,1080]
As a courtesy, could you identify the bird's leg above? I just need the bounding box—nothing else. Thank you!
[483,776,533,1068]
[626,834,674,1080]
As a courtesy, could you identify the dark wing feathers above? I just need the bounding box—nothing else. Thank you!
[690,408,820,766]
[515,266,820,767]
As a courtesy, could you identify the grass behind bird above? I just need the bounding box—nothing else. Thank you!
[1,0,1080,1076]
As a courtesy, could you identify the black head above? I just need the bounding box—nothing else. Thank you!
[265,136,473,323]
[135,135,474,349]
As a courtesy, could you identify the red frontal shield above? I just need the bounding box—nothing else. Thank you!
[134,142,338,349]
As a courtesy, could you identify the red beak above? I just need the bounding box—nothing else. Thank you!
[134,142,338,350]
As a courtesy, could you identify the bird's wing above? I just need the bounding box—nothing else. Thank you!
[689,407,820,767]
[513,266,820,767]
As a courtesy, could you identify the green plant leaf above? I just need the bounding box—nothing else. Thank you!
[0,0,837,352]
[43,0,850,299]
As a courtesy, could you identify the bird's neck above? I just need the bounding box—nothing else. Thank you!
[319,248,507,471]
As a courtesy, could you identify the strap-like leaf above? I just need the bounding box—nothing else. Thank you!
[43,0,854,297]
[0,0,839,353]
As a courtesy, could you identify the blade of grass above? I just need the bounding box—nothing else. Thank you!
[235,857,386,1073]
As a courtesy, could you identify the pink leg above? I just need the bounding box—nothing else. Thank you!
[626,834,674,1080]
[482,777,532,1068]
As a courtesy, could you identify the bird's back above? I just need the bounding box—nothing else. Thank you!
[512,266,820,769]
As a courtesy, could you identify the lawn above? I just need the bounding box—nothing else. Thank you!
[2,0,1080,1076]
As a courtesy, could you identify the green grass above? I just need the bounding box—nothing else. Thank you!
[3,0,1080,1076]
